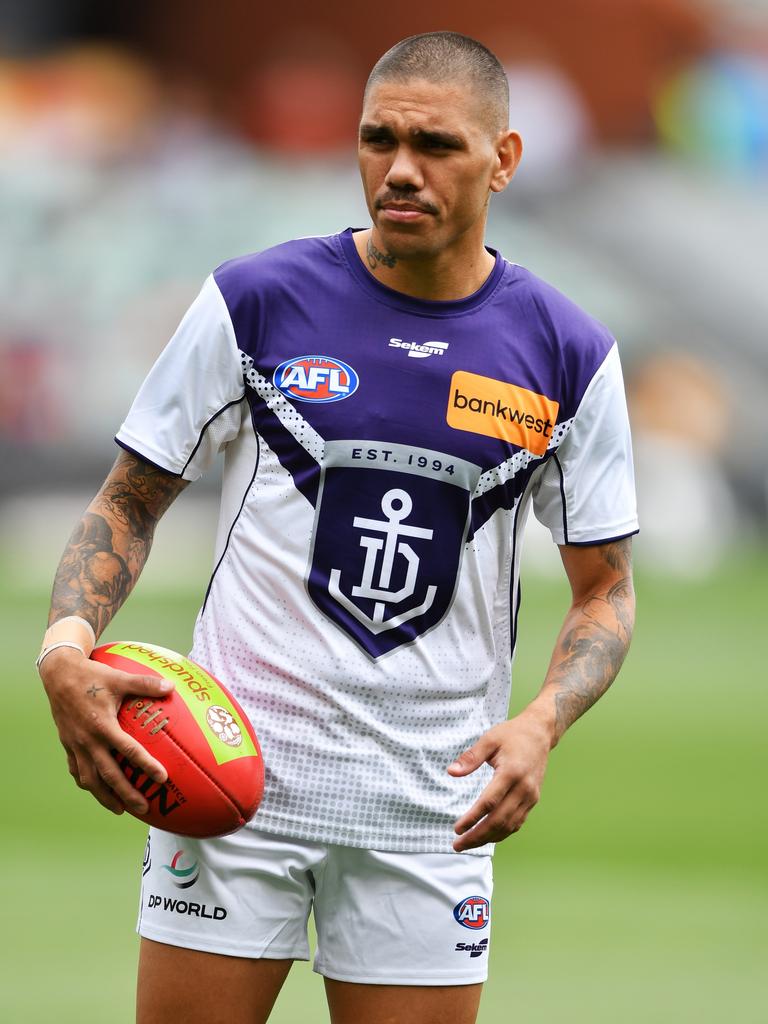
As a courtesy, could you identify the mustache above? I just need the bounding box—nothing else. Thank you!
[375,191,438,215]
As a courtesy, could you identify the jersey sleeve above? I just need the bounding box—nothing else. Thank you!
[531,343,638,545]
[116,275,246,480]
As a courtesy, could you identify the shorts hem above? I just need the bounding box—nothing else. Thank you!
[137,923,309,962]
[313,960,488,987]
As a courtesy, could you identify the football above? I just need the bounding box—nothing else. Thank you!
[91,641,264,838]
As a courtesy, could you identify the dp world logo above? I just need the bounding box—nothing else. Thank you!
[162,850,200,889]
[273,355,359,403]
[453,896,490,930]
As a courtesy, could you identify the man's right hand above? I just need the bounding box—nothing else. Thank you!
[39,646,174,816]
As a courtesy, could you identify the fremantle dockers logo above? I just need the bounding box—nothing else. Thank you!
[307,440,480,659]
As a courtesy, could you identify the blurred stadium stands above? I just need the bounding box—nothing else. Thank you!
[1,0,766,578]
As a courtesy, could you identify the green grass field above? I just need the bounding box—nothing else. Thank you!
[2,551,766,1022]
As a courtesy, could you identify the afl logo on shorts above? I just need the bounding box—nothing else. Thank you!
[273,355,359,403]
[453,896,490,930]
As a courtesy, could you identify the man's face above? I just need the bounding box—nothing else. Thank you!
[358,76,517,261]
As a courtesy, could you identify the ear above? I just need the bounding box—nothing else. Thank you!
[490,130,523,193]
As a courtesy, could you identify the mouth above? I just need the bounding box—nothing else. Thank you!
[378,203,434,223]
[376,196,437,224]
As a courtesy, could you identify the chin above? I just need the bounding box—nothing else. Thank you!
[377,224,442,260]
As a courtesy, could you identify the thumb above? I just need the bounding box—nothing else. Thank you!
[447,738,493,777]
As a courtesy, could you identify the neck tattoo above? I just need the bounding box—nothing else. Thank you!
[367,237,397,270]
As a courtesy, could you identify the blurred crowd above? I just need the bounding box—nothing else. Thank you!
[1,0,766,575]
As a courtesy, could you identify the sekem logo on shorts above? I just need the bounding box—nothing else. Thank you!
[455,938,489,958]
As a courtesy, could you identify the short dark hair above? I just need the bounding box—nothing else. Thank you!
[365,31,509,134]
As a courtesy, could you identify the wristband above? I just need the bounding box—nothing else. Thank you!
[37,615,96,671]
[36,640,87,670]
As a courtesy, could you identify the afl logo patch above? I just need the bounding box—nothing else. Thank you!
[453,896,490,930]
[273,355,359,403]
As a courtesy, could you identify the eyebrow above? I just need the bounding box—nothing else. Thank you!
[359,123,466,149]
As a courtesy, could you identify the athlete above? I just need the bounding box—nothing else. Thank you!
[37,32,637,1024]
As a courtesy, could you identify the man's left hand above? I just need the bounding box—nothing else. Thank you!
[448,711,553,852]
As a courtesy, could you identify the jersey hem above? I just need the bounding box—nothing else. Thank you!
[115,432,187,478]
[563,527,640,547]
[248,815,494,857]
[554,520,640,545]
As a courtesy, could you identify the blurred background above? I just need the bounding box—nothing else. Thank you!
[0,1,765,1021]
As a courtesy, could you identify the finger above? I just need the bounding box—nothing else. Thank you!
[65,750,80,784]
[447,737,497,777]
[91,747,150,816]
[109,672,174,702]
[119,672,174,698]
[110,724,168,785]
[72,752,126,815]
[453,792,538,852]
[453,813,524,853]
[453,774,517,836]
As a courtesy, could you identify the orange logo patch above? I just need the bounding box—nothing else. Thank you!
[447,371,559,456]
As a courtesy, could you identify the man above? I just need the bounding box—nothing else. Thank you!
[38,31,637,1024]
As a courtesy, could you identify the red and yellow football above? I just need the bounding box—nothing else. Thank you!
[91,641,264,838]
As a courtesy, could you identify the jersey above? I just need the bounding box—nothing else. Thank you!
[116,228,638,854]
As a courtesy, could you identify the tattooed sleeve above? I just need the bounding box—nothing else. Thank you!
[48,451,189,637]
[546,537,635,741]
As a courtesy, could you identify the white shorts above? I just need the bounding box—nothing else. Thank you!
[138,827,493,986]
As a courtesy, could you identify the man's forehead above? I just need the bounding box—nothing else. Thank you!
[361,76,482,133]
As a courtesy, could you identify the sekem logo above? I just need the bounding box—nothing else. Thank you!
[455,938,489,958]
[273,355,359,403]
[388,338,449,359]
[453,895,490,930]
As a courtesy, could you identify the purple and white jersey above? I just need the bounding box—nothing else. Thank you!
[117,229,638,853]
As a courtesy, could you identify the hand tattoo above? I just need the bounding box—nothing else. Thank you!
[86,685,103,698]
[367,237,397,270]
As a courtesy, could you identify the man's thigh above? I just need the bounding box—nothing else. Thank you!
[137,938,292,1024]
[324,979,483,1024]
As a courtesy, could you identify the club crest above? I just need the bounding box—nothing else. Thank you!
[307,441,480,658]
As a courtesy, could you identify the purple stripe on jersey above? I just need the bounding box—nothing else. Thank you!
[246,391,320,507]
[468,459,547,541]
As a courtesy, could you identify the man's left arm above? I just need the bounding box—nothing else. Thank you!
[448,536,635,852]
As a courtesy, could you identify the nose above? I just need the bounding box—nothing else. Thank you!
[384,145,424,191]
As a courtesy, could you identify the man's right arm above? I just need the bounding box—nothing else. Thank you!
[38,449,189,816]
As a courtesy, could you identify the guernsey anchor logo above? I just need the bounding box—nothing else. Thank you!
[328,488,437,634]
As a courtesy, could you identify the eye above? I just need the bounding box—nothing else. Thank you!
[360,131,394,148]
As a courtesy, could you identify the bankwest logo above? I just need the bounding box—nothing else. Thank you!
[446,370,559,456]
[389,338,449,359]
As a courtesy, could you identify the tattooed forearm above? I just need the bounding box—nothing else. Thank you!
[48,451,189,637]
[541,539,635,742]
[367,237,397,270]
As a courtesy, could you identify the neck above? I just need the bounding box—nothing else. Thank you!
[353,228,496,301]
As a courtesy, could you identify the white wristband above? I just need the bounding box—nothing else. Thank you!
[37,615,96,671]
[36,640,87,670]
